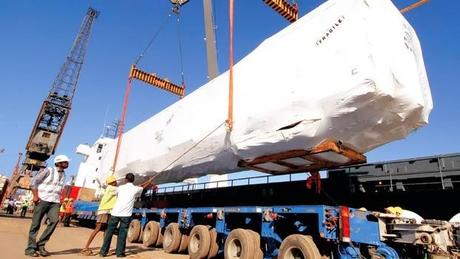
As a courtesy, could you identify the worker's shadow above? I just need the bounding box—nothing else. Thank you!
[124,245,158,255]
[49,247,86,255]
[50,245,158,256]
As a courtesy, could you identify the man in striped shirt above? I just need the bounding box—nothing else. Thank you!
[24,155,69,257]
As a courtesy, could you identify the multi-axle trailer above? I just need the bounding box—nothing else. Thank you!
[74,194,459,258]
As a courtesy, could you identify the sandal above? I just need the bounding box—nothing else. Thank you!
[24,251,40,257]
[80,249,95,256]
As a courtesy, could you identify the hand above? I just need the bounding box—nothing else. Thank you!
[32,196,40,205]
[140,178,153,189]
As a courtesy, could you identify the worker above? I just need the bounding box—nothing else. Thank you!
[21,199,29,217]
[7,199,15,214]
[99,173,151,257]
[24,154,69,257]
[63,198,74,227]
[58,198,68,225]
[80,175,118,256]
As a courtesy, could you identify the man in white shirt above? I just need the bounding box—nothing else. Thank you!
[99,173,148,257]
[25,155,69,257]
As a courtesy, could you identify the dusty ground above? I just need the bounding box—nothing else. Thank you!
[0,212,188,259]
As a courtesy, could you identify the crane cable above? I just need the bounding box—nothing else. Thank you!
[138,1,233,185]
[111,8,174,174]
[111,4,187,176]
[134,11,173,65]
[175,8,186,88]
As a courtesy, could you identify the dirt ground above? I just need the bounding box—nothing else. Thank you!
[0,212,188,259]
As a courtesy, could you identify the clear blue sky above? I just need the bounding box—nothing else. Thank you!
[0,0,459,179]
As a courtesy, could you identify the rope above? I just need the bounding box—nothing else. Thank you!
[111,77,133,174]
[175,9,186,87]
[134,12,173,65]
[142,121,227,186]
[227,0,235,132]
[400,0,430,14]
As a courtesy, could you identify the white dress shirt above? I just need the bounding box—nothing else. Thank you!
[110,182,143,217]
[31,167,65,203]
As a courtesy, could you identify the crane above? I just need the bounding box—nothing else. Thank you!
[170,0,219,81]
[2,7,99,203]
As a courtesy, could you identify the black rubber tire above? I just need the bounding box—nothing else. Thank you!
[278,234,321,259]
[127,219,141,243]
[156,226,164,247]
[138,225,144,242]
[207,228,219,259]
[224,229,255,259]
[188,225,211,259]
[247,230,263,259]
[142,221,160,247]
[163,223,182,253]
[178,233,191,253]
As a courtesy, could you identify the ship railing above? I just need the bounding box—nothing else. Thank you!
[155,172,311,194]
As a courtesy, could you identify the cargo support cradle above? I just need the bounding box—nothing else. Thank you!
[238,138,367,193]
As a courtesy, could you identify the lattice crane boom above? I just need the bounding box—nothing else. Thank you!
[2,8,98,204]
[50,8,99,106]
[25,7,98,168]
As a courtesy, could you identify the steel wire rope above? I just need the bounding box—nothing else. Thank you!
[112,7,175,174]
[134,11,174,65]
[174,9,186,87]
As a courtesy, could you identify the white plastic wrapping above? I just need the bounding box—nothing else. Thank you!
[78,0,432,185]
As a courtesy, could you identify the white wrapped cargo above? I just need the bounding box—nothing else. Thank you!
[82,0,432,185]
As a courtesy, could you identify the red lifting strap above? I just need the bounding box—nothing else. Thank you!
[111,77,133,174]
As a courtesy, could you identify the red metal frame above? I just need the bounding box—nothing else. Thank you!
[238,139,366,174]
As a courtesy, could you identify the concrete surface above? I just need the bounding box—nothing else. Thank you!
[0,213,189,258]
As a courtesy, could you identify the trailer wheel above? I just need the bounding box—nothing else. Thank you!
[224,229,255,259]
[142,221,160,247]
[207,228,219,259]
[156,225,164,247]
[138,225,144,242]
[278,234,321,259]
[188,225,211,259]
[163,223,182,253]
[247,230,263,259]
[127,219,141,243]
[178,233,191,253]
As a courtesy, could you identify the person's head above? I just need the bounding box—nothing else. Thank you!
[54,155,70,170]
[106,175,118,186]
[125,173,135,183]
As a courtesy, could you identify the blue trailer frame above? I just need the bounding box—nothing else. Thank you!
[74,201,399,258]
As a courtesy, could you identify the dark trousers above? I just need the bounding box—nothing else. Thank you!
[100,216,130,256]
[25,201,60,252]
[7,205,14,214]
[21,206,28,217]
[63,213,71,227]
